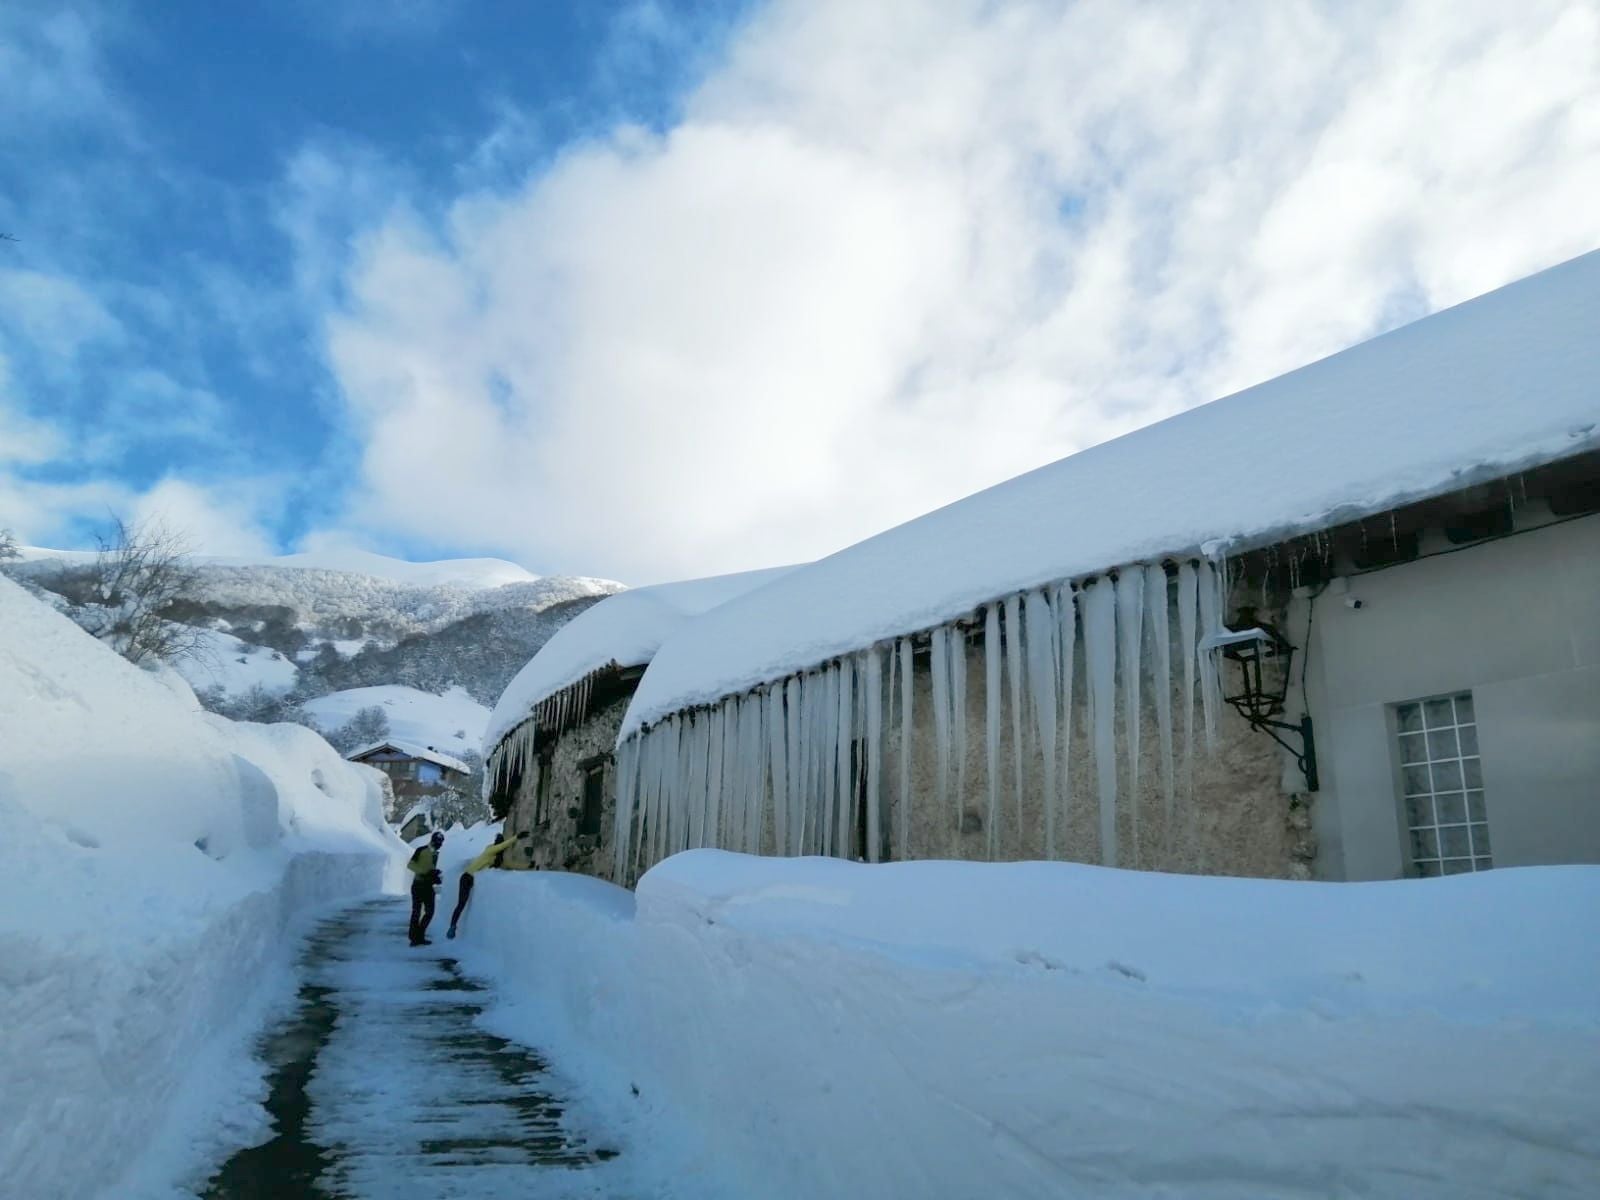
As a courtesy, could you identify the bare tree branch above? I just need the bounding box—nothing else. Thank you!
[44,515,209,666]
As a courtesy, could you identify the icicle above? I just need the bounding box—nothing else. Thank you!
[983,604,1003,860]
[950,626,968,857]
[748,692,768,855]
[730,696,750,853]
[1003,594,1026,839]
[1116,568,1145,864]
[1177,561,1199,809]
[1082,578,1119,867]
[719,699,739,851]
[864,647,884,863]
[766,687,789,856]
[1197,558,1223,749]
[1054,584,1077,858]
[929,626,954,854]
[1023,589,1060,859]
[785,677,804,855]
[802,670,824,856]
[1145,563,1176,865]
[713,710,732,851]
[818,665,841,857]
[689,713,709,854]
[795,674,815,854]
[835,656,856,858]
[897,638,914,859]
[643,722,663,873]
[657,717,678,867]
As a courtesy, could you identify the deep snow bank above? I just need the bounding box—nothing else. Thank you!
[460,851,1600,1200]
[0,576,403,1199]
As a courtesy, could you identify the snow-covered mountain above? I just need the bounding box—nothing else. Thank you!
[4,548,625,750]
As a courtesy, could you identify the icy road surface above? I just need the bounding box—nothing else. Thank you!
[203,897,633,1199]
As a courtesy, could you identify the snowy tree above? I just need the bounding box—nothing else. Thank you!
[196,683,321,730]
[0,528,18,561]
[43,517,208,667]
[433,749,489,828]
[329,705,390,753]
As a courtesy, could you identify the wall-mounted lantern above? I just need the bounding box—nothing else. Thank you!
[1202,607,1319,792]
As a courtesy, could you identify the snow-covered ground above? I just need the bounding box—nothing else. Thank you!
[304,683,490,751]
[457,851,1600,1199]
[0,575,404,1199]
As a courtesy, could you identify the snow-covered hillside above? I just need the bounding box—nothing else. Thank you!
[173,626,300,697]
[3,549,626,751]
[0,574,403,1200]
[303,684,490,752]
[201,549,540,589]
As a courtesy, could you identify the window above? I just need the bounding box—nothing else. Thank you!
[579,760,605,838]
[534,753,553,824]
[1396,692,1492,876]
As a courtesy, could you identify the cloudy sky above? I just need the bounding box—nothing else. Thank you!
[2,1,1597,584]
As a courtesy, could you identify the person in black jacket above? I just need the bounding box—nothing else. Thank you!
[407,831,446,945]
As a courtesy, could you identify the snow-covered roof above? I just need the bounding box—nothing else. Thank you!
[484,566,798,752]
[398,800,433,828]
[348,739,470,775]
[621,250,1600,739]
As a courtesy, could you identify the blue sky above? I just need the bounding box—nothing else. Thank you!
[2,1,1596,583]
[1,0,752,562]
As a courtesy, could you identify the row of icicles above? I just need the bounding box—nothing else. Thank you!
[596,559,1234,884]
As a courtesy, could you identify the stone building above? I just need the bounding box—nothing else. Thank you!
[483,568,795,878]
[348,739,468,822]
[610,250,1600,886]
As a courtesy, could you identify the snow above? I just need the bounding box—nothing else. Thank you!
[9,546,625,639]
[484,565,797,753]
[455,850,1600,1199]
[172,626,299,699]
[199,549,541,589]
[621,251,1600,737]
[0,574,403,1199]
[304,683,489,749]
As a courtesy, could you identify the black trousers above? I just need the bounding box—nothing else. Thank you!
[449,873,475,930]
[409,878,436,944]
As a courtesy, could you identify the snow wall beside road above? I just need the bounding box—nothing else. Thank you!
[0,576,403,1198]
[462,851,1600,1200]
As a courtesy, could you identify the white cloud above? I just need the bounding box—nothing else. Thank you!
[0,267,124,360]
[129,477,278,558]
[308,0,1600,581]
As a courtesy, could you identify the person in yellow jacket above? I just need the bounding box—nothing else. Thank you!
[407,830,445,946]
[445,827,526,939]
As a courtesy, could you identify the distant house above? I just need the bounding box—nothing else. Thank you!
[483,568,794,880]
[348,739,469,822]
[608,251,1600,886]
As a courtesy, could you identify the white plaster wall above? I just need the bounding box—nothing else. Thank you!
[1297,511,1600,880]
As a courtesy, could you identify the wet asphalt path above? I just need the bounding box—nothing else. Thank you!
[201,897,629,1199]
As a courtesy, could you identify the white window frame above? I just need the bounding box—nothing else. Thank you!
[1393,691,1492,877]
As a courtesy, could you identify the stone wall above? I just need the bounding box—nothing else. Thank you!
[520,590,1307,886]
[502,696,628,876]
[884,631,1302,878]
